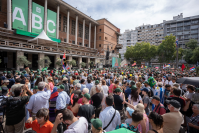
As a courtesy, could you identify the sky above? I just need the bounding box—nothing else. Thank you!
[64,0,199,33]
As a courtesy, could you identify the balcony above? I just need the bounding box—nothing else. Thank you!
[115,44,123,49]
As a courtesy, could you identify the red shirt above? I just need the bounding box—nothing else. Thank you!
[78,98,91,105]
[25,120,53,133]
[153,103,166,115]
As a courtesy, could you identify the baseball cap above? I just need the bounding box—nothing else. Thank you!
[115,88,122,92]
[150,96,160,101]
[32,86,38,90]
[141,87,149,93]
[131,85,137,90]
[95,80,99,85]
[84,93,91,100]
[166,99,181,108]
[58,85,65,89]
[143,81,149,84]
[91,118,102,130]
[3,80,9,83]
[126,107,134,116]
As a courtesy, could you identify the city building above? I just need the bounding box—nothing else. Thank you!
[0,0,121,70]
[135,23,164,46]
[119,29,137,60]
[163,13,199,49]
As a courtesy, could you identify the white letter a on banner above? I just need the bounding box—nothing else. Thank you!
[13,7,27,26]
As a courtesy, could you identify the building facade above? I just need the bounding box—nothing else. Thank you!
[119,29,137,60]
[0,0,121,70]
[163,13,199,49]
[135,23,164,46]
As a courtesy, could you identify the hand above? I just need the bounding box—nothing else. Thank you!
[26,117,33,124]
[23,85,28,91]
[45,83,50,90]
[55,113,63,125]
[188,123,194,127]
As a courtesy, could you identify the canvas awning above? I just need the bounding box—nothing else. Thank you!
[28,30,56,45]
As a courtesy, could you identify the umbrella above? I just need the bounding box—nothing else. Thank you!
[176,77,199,86]
[107,128,136,133]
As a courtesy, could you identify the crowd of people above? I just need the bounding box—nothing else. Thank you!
[0,67,198,133]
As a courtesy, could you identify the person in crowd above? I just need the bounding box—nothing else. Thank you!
[187,104,199,133]
[47,77,54,92]
[112,80,120,93]
[1,80,9,96]
[5,84,33,133]
[113,88,125,122]
[34,77,43,87]
[109,79,115,95]
[54,75,59,86]
[67,94,81,116]
[86,78,93,93]
[99,95,121,132]
[90,80,104,97]
[51,109,88,133]
[141,87,150,115]
[20,75,26,84]
[77,93,95,131]
[91,85,103,118]
[6,74,15,89]
[116,110,143,133]
[101,80,109,110]
[128,85,143,106]
[183,85,195,102]
[125,107,134,124]
[27,82,51,120]
[73,76,80,86]
[70,83,82,100]
[148,112,164,133]
[25,108,53,133]
[162,99,183,133]
[49,86,59,122]
[151,96,166,115]
[91,118,106,133]
[78,87,91,105]
[80,79,86,91]
[62,77,70,95]
[55,84,70,133]
[164,84,171,99]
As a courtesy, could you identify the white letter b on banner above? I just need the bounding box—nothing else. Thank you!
[32,13,42,30]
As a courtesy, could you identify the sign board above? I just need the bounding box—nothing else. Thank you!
[47,9,57,38]
[112,57,121,68]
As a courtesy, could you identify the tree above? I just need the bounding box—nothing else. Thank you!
[16,56,31,66]
[69,59,76,67]
[89,61,94,67]
[80,62,86,68]
[55,58,62,68]
[157,34,176,63]
[172,48,184,60]
[119,53,121,59]
[183,39,199,64]
[38,56,52,68]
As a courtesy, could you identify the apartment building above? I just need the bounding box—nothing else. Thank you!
[119,29,137,60]
[163,13,199,49]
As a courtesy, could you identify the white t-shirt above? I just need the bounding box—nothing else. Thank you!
[102,85,108,95]
[128,95,142,106]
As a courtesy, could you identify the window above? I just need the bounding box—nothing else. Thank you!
[99,29,101,32]
[184,35,190,39]
[99,36,101,40]
[191,20,199,24]
[127,40,130,42]
[184,21,191,26]
[99,44,101,47]
[105,37,107,40]
[71,20,75,35]
[78,23,83,37]
[72,41,75,44]
[184,26,190,30]
[85,26,89,39]
[79,42,82,45]
[177,22,183,27]
[191,34,198,39]
[63,16,67,32]
[59,14,61,31]
[191,25,199,29]
[177,27,183,31]
[85,44,88,47]
[191,30,198,34]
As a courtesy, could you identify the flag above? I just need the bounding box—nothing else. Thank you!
[141,65,143,68]
[166,63,170,67]
[181,64,185,71]
[62,53,66,59]
[132,62,136,66]
[190,67,195,71]
[163,64,165,69]
[176,39,178,47]
[62,64,66,70]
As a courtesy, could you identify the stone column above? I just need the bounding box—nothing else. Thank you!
[82,19,85,46]
[78,57,82,69]
[87,58,90,68]
[89,22,91,48]
[7,0,12,30]
[68,56,72,68]
[44,0,47,33]
[28,0,32,32]
[67,11,70,43]
[38,53,44,70]
[94,58,98,68]
[56,4,60,39]
[94,25,96,49]
[55,54,60,70]
[16,51,24,70]
[75,15,78,45]
[7,52,13,68]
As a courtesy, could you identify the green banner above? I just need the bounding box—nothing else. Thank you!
[47,9,57,38]
[32,2,44,34]
[112,57,121,68]
[12,0,28,31]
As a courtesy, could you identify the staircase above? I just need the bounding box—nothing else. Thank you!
[120,59,129,67]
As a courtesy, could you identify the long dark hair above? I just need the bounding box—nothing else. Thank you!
[131,89,139,102]
[72,94,79,107]
[35,77,43,86]
[148,112,163,129]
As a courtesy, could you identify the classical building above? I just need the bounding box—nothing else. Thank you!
[0,0,121,70]
[119,29,137,60]
[163,13,199,49]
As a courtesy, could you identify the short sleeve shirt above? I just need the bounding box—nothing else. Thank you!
[128,95,142,106]
[143,95,150,114]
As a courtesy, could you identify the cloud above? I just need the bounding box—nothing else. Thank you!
[64,0,199,33]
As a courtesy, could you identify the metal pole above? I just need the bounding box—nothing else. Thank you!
[176,47,178,68]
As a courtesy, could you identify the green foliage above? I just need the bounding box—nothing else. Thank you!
[55,58,62,68]
[183,39,199,64]
[80,62,86,68]
[124,42,157,63]
[69,59,76,66]
[38,56,52,68]
[0,56,1,64]
[172,48,184,60]
[89,61,94,66]
[16,56,31,66]
[157,34,176,63]
[119,53,121,58]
